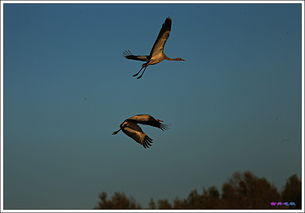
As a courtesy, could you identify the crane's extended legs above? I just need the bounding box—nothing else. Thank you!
[132,63,148,79]
[132,66,144,77]
[136,66,148,79]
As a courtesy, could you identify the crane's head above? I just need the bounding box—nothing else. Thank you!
[112,129,121,135]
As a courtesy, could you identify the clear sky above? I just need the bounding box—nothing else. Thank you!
[3,2,302,209]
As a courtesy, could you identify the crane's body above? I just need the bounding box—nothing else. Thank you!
[123,17,185,79]
[112,114,168,148]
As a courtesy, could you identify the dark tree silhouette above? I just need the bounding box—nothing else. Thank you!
[202,186,220,208]
[173,197,187,209]
[148,198,156,209]
[281,174,302,209]
[186,189,202,208]
[95,171,301,209]
[220,171,281,208]
[157,199,172,209]
[95,192,141,209]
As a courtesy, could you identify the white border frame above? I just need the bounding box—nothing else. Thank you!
[0,1,304,213]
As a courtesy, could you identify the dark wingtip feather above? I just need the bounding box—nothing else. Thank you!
[160,123,169,131]
[164,18,171,29]
[143,136,153,148]
[123,50,132,58]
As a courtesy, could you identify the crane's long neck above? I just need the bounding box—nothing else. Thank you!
[165,56,183,61]
[166,57,176,61]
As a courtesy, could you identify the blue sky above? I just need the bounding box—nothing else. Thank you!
[3,3,302,209]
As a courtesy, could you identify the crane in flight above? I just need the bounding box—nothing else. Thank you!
[123,17,185,79]
[112,114,168,148]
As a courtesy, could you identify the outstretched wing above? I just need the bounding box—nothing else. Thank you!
[149,17,171,57]
[127,114,168,130]
[121,121,153,148]
[123,50,150,61]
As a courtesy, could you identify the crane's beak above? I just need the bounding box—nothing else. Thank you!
[112,129,120,135]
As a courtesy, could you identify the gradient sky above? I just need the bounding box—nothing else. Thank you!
[3,3,302,209]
